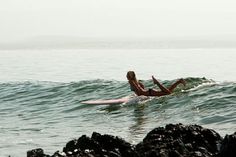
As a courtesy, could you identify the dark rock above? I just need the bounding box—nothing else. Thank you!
[218,132,236,157]
[91,132,136,157]
[135,123,222,157]
[60,132,136,157]
[77,135,102,153]
[51,151,67,157]
[27,148,50,157]
[27,124,236,157]
[63,139,78,154]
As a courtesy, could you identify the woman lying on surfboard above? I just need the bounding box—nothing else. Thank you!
[127,71,186,96]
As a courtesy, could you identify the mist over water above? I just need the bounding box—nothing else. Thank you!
[0,49,235,82]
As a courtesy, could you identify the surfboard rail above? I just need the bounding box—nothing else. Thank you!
[80,96,149,105]
[81,98,129,105]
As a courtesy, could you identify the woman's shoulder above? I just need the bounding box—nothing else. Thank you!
[138,81,145,88]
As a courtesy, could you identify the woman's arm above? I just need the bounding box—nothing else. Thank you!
[129,80,145,96]
[152,76,171,94]
[138,81,145,89]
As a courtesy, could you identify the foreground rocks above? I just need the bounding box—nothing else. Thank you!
[27,123,236,157]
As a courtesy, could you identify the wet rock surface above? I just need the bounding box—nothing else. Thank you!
[135,123,222,157]
[218,132,236,157]
[27,124,236,157]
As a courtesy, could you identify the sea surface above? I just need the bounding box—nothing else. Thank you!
[0,49,235,157]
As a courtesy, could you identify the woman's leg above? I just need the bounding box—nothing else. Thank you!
[149,89,169,96]
[168,78,186,92]
[152,76,171,94]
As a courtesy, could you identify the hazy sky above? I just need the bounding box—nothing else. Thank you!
[1,0,236,42]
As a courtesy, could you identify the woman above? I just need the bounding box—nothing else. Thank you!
[127,71,186,96]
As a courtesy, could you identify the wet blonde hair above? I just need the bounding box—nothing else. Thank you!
[126,71,137,82]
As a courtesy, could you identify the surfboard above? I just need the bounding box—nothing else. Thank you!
[81,97,129,105]
[80,96,149,105]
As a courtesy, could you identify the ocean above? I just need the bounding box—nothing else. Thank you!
[0,49,235,157]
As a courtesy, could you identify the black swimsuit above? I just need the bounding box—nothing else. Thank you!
[130,84,152,96]
[148,88,152,96]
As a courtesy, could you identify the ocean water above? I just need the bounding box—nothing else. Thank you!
[0,49,235,157]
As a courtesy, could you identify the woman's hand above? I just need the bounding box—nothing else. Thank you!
[179,78,186,86]
[152,76,159,84]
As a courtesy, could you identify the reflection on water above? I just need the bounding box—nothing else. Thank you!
[129,103,148,138]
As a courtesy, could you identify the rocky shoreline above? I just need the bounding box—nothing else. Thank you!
[27,123,236,157]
